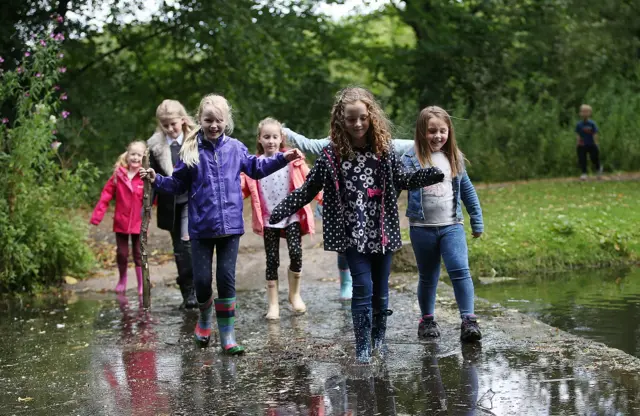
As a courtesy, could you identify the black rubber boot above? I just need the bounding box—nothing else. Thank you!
[371,308,393,358]
[352,309,372,364]
[175,243,197,310]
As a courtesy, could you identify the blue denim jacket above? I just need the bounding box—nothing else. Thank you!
[400,147,484,233]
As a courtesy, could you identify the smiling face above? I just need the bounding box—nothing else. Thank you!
[160,117,185,139]
[200,104,227,140]
[127,143,145,170]
[343,100,370,144]
[425,116,450,152]
[258,123,283,156]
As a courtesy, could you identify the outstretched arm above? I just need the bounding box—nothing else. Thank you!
[269,161,325,224]
[390,151,444,190]
[146,161,191,195]
[284,128,330,156]
[90,175,117,225]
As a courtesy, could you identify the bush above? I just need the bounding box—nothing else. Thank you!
[448,76,640,182]
[0,18,99,292]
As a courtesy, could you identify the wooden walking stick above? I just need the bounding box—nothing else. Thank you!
[140,149,153,309]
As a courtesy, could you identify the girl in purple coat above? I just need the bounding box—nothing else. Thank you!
[141,94,302,354]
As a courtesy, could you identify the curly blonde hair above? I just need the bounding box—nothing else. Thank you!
[181,94,234,167]
[155,99,196,136]
[329,87,393,159]
[414,106,465,177]
[256,117,287,155]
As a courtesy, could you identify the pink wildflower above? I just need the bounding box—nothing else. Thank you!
[53,85,61,91]
[35,73,42,78]
[61,110,70,119]
[40,40,47,47]
[57,16,64,23]
[0,56,4,63]
[58,67,67,73]
[54,33,65,41]
[2,118,8,124]
[58,53,64,59]
[17,67,23,74]
[60,93,68,100]
[24,92,30,97]
[51,140,62,150]
[25,52,31,57]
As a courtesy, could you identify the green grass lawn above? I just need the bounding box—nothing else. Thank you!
[402,180,640,276]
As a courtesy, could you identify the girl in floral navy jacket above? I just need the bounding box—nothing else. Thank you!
[269,87,444,363]
[141,94,302,355]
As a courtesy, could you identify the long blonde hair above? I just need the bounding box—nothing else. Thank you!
[180,94,234,167]
[414,106,464,177]
[256,117,287,155]
[155,99,196,136]
[330,87,393,159]
[113,141,147,182]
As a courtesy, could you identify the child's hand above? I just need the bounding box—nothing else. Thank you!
[283,149,303,162]
[139,168,156,183]
[472,232,483,238]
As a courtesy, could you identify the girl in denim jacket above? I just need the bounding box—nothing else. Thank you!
[141,94,302,354]
[401,106,484,343]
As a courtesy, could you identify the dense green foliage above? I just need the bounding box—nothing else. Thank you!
[1,1,639,289]
[401,180,640,276]
[0,24,99,291]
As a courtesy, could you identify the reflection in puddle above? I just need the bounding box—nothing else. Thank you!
[1,288,640,415]
[476,267,640,357]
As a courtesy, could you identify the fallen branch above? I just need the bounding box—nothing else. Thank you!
[140,149,153,308]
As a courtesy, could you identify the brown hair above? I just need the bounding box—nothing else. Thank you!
[155,99,196,136]
[256,117,287,155]
[329,87,392,159]
[414,106,464,177]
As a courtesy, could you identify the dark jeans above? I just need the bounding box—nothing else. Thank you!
[191,236,240,303]
[115,233,141,275]
[577,144,600,174]
[344,248,393,314]
[409,225,475,318]
[169,203,192,288]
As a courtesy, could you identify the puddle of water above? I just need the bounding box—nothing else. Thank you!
[1,287,640,415]
[476,266,640,358]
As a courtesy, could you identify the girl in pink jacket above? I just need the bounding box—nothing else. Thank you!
[91,141,146,295]
[242,118,322,320]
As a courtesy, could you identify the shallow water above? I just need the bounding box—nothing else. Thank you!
[1,284,639,415]
[475,266,640,358]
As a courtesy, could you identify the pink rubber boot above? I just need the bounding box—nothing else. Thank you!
[115,264,127,294]
[135,267,144,296]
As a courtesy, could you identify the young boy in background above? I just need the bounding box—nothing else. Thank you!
[575,104,603,180]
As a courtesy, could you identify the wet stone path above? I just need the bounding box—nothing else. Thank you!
[2,278,640,416]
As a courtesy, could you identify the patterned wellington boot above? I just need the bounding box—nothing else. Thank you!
[339,268,353,301]
[215,297,246,355]
[372,308,393,358]
[135,266,143,296]
[194,297,213,347]
[352,309,373,364]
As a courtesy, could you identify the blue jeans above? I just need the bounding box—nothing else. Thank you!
[344,248,393,313]
[409,224,475,318]
[191,236,240,303]
[337,252,349,270]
